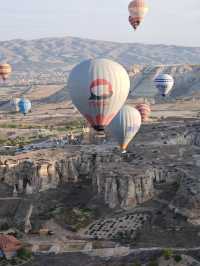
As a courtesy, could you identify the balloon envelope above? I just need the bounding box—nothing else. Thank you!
[136,103,151,122]
[68,58,130,131]
[108,105,141,151]
[18,98,31,115]
[10,98,20,112]
[154,74,174,97]
[0,64,12,81]
[128,0,149,30]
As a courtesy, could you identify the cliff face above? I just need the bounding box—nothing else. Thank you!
[129,64,200,98]
[0,156,80,194]
[92,163,154,209]
[0,150,154,210]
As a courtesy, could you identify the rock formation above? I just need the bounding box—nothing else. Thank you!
[0,119,200,224]
[92,162,154,209]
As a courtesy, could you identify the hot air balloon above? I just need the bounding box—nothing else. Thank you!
[128,0,149,30]
[10,98,20,112]
[68,58,130,131]
[18,98,31,115]
[136,103,151,122]
[154,74,174,97]
[0,64,12,81]
[108,105,141,153]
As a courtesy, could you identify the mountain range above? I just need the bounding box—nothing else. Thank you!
[0,36,200,101]
[0,36,200,76]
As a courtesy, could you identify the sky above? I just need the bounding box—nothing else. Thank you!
[0,0,200,46]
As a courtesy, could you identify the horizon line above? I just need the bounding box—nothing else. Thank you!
[0,35,200,49]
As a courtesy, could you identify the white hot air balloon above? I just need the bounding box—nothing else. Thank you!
[154,74,174,97]
[68,59,130,131]
[10,98,20,112]
[108,105,141,153]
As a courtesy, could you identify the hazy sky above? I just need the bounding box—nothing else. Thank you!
[1,0,200,46]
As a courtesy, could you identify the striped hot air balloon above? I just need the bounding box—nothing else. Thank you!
[68,59,130,132]
[0,64,12,81]
[136,103,151,122]
[108,105,141,153]
[154,74,174,97]
[18,98,32,115]
[0,234,22,253]
[128,0,149,30]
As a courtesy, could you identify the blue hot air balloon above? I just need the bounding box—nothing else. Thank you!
[18,98,31,115]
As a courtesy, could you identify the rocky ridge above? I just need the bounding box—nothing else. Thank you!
[129,64,200,98]
[1,37,200,77]
[0,119,200,230]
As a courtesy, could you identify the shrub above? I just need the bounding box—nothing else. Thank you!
[163,248,173,260]
[0,222,9,231]
[148,260,159,266]
[174,255,182,263]
[17,248,32,260]
[59,207,96,231]
[0,138,7,145]
[0,123,17,129]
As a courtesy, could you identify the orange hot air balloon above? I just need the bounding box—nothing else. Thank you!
[128,0,149,30]
[0,64,12,81]
[136,103,151,122]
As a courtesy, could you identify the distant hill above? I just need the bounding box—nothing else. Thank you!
[1,37,200,103]
[1,36,200,78]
